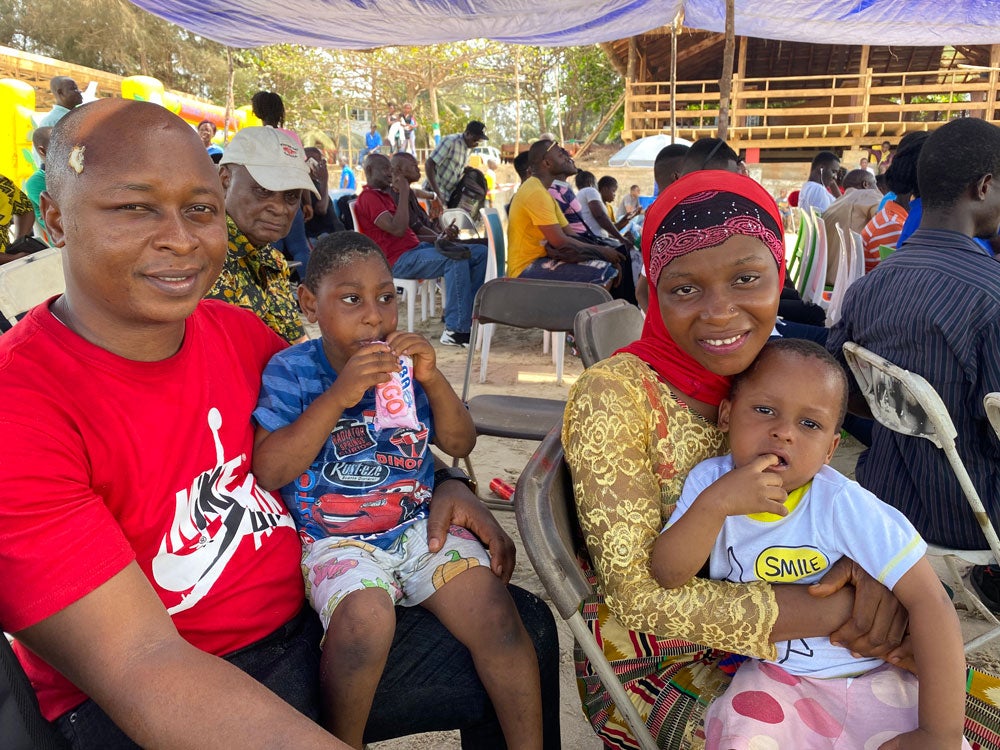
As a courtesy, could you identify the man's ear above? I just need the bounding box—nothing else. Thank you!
[297,283,318,323]
[975,172,993,201]
[717,398,733,433]
[39,191,65,247]
[218,164,231,191]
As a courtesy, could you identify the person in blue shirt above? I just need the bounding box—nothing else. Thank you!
[361,122,383,164]
[339,155,357,191]
[252,231,543,749]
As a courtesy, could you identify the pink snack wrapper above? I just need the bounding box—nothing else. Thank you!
[374,353,420,431]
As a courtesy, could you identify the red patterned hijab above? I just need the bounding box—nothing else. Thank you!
[620,171,785,406]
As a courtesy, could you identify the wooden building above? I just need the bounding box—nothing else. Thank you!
[601,32,1000,159]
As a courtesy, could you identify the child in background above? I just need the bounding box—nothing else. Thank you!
[252,232,542,749]
[652,338,969,749]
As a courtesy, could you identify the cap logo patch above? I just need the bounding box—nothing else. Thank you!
[282,144,299,157]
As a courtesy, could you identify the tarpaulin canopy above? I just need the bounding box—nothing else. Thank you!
[129,0,1000,50]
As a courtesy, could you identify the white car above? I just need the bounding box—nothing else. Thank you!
[470,144,502,164]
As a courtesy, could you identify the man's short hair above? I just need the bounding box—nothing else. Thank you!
[680,138,739,175]
[49,76,71,94]
[575,170,596,190]
[597,176,618,192]
[654,143,689,188]
[811,150,840,170]
[303,231,389,294]
[885,130,929,196]
[527,139,554,169]
[31,126,52,153]
[512,150,530,181]
[918,118,1000,210]
[842,169,874,190]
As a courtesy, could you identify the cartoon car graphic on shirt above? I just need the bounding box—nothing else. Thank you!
[312,479,431,536]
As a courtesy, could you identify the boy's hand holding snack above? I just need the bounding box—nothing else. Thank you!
[386,331,438,384]
[330,341,400,409]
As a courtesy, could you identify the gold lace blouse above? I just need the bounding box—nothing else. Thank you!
[562,353,779,660]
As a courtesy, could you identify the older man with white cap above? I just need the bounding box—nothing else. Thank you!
[206,126,319,343]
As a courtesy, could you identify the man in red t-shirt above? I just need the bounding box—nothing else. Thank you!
[0,99,558,750]
[354,153,487,348]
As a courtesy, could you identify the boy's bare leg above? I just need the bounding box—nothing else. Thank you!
[321,588,397,748]
[421,566,543,750]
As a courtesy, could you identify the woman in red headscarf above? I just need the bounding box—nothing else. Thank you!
[562,170,912,748]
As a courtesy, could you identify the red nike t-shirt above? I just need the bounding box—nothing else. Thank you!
[0,300,304,720]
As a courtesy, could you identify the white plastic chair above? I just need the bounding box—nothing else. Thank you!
[0,247,65,332]
[849,230,866,285]
[475,207,504,382]
[440,208,480,238]
[843,342,1000,653]
[825,223,853,327]
[802,207,828,307]
[789,206,815,294]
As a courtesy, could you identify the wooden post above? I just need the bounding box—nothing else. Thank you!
[626,37,637,139]
[735,35,747,130]
[850,45,869,126]
[717,0,735,141]
[861,67,873,129]
[989,45,1000,121]
[670,20,678,141]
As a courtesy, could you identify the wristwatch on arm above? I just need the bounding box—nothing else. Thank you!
[434,466,478,496]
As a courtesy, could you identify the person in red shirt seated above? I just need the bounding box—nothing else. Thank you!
[353,153,487,348]
[0,98,559,750]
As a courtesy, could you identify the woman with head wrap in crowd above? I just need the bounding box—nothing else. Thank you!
[562,170,1000,748]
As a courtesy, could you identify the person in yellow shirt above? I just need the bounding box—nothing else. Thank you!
[506,139,621,286]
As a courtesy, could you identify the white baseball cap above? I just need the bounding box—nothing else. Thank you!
[221,126,319,196]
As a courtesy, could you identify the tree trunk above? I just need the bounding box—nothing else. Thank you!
[224,48,235,145]
[718,0,736,140]
[514,47,522,153]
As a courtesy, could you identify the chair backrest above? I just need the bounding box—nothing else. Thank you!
[985,392,1000,441]
[440,208,479,238]
[0,247,65,332]
[346,198,361,235]
[802,207,828,304]
[461,278,612,401]
[515,427,591,620]
[472,278,612,332]
[849,230,866,283]
[792,206,816,294]
[481,207,506,278]
[574,300,645,368]
[842,342,1000,557]
[825,223,852,326]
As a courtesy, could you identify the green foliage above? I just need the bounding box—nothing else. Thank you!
[1,1,625,146]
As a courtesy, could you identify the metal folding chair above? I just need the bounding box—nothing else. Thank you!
[0,247,64,332]
[843,342,1000,653]
[455,278,611,496]
[573,299,645,368]
[516,428,658,750]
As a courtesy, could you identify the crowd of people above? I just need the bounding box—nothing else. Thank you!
[4,73,1000,750]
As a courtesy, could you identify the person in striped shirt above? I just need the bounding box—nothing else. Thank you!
[860,131,929,272]
[829,117,1000,608]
